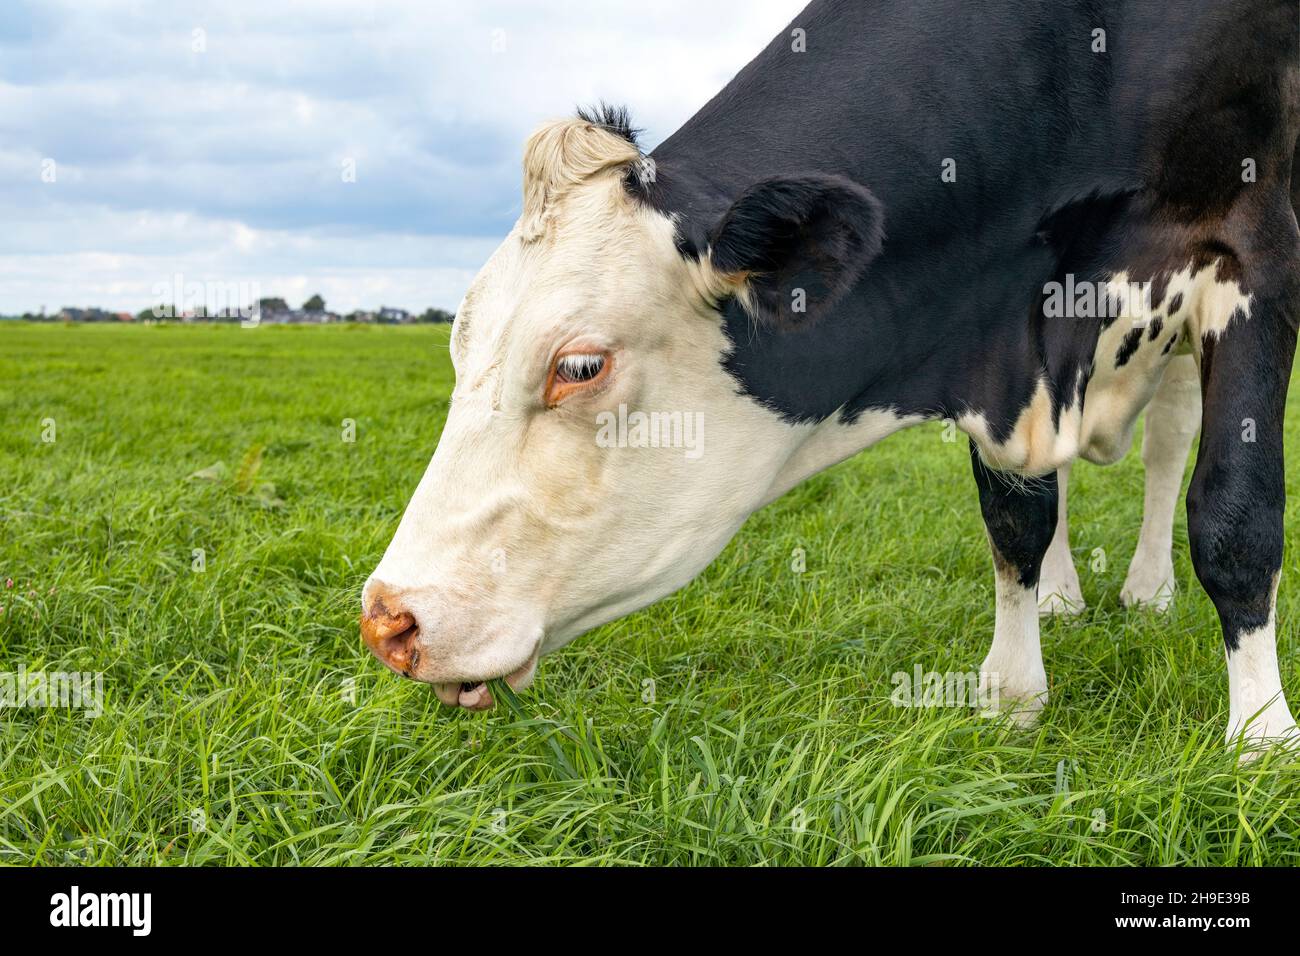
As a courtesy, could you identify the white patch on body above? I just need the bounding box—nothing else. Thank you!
[959,378,1081,476]
[1079,261,1245,465]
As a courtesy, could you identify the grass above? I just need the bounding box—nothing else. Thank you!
[1,320,1298,866]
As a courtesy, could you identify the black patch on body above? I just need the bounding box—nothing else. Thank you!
[1115,327,1144,367]
[1167,292,1184,315]
[1147,316,1164,340]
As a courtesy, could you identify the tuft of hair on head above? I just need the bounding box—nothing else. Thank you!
[519,105,643,242]
[575,103,641,148]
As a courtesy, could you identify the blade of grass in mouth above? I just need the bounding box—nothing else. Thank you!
[487,678,579,779]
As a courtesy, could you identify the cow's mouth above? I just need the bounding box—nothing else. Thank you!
[456,681,490,708]
[432,652,538,711]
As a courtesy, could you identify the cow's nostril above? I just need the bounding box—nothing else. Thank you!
[360,593,420,675]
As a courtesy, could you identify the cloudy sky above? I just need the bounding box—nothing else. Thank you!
[0,0,803,315]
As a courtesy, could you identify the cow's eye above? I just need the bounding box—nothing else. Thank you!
[555,353,605,384]
[546,350,612,405]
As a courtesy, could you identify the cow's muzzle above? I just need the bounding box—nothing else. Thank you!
[360,587,540,710]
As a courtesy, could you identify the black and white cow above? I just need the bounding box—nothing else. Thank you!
[361,0,1300,759]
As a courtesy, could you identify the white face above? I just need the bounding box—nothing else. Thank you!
[361,171,801,708]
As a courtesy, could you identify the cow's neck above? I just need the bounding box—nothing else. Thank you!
[643,0,1127,482]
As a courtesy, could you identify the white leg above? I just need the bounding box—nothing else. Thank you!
[980,560,1048,728]
[1227,582,1299,761]
[1038,462,1085,615]
[1122,354,1200,611]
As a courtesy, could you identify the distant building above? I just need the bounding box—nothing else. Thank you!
[58,307,115,322]
[257,309,340,325]
[377,307,410,324]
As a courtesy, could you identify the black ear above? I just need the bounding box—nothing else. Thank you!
[707,173,884,327]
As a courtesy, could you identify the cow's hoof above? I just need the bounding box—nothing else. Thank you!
[981,697,1045,729]
[1038,589,1085,617]
[978,671,1047,729]
[1120,564,1175,612]
[1228,711,1300,764]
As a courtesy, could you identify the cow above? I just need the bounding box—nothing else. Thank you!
[361,0,1300,760]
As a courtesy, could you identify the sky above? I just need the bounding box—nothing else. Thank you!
[0,0,803,315]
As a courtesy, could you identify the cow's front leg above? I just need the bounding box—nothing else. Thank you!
[1038,463,1085,615]
[1121,353,1200,610]
[971,441,1057,727]
[1186,251,1298,760]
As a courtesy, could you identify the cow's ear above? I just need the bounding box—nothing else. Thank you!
[706,174,884,328]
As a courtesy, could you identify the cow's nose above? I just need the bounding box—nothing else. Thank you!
[360,589,420,676]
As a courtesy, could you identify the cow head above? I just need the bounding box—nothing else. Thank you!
[361,112,885,708]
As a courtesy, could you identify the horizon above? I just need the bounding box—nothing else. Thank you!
[0,292,454,321]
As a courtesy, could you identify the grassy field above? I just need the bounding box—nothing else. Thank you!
[1,321,1298,866]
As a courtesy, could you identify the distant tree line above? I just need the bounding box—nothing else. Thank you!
[5,293,456,325]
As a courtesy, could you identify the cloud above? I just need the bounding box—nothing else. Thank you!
[0,0,802,313]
